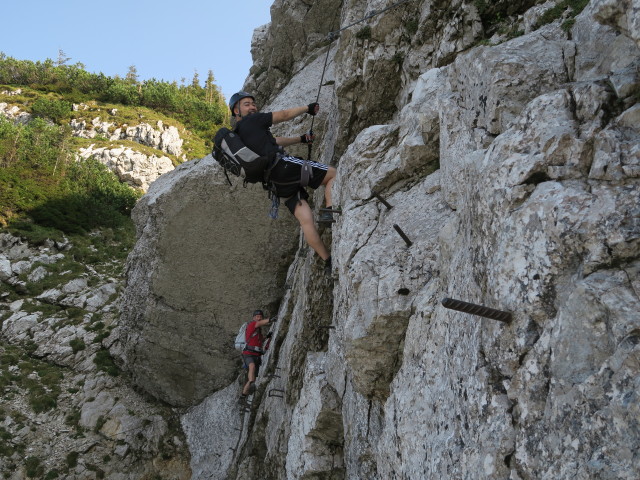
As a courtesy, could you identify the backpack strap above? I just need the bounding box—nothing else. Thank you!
[243,323,264,354]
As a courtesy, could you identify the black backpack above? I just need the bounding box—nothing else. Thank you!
[212,127,272,185]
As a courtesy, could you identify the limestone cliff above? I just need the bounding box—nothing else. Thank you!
[121,0,639,479]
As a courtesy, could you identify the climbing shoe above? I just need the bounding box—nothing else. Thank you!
[324,256,332,276]
[318,210,335,224]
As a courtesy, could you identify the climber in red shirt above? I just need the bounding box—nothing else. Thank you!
[241,310,276,399]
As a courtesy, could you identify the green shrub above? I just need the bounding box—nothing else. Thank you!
[87,321,105,332]
[30,393,57,413]
[69,338,86,354]
[0,117,67,171]
[140,80,179,110]
[92,331,110,344]
[355,25,372,39]
[64,307,87,321]
[31,97,72,122]
[3,350,64,413]
[25,456,44,478]
[535,0,589,30]
[474,0,537,35]
[0,427,14,457]
[4,220,65,246]
[405,19,419,36]
[94,349,119,376]
[65,408,81,431]
[45,470,60,480]
[24,158,140,235]
[23,341,38,354]
[105,82,140,105]
[65,451,79,468]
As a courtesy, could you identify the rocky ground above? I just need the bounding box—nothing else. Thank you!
[0,232,190,480]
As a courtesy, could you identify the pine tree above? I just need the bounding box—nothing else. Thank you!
[205,70,216,104]
[56,49,71,66]
[192,70,200,89]
[125,65,138,84]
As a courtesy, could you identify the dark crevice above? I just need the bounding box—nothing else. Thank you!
[520,171,551,186]
[504,451,515,468]
[518,352,528,367]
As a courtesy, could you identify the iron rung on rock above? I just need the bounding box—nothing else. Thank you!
[441,297,512,323]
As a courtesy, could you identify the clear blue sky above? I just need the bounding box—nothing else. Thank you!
[0,1,273,103]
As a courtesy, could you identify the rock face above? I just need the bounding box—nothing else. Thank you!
[117,156,299,407]
[171,0,640,479]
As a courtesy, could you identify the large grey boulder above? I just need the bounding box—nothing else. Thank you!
[118,155,299,407]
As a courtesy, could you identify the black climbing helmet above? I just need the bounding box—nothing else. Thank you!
[252,309,264,317]
[229,91,255,115]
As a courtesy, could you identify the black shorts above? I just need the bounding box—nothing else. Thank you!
[242,354,262,372]
[270,155,329,214]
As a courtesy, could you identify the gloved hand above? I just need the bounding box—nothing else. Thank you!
[307,102,319,116]
[269,316,277,324]
[300,133,315,144]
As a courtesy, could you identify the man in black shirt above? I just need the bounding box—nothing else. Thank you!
[229,92,336,270]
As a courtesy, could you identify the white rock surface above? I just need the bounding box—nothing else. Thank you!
[77,144,174,191]
[176,1,640,479]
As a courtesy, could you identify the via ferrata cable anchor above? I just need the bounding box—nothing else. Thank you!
[441,297,512,323]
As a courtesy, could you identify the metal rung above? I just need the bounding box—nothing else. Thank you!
[372,190,393,210]
[441,297,512,323]
[319,207,342,215]
[393,224,413,247]
[268,389,285,398]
